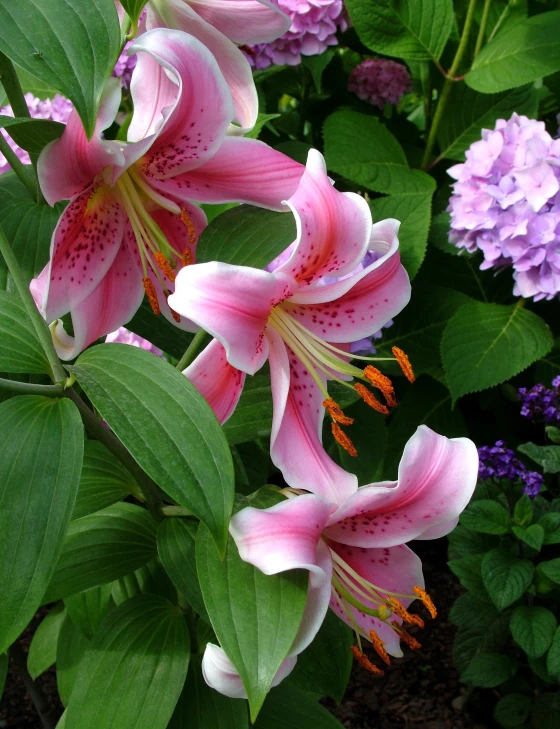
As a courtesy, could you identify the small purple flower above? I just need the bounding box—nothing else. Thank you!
[106,327,163,357]
[518,378,560,426]
[478,440,543,498]
[112,40,138,88]
[347,58,411,109]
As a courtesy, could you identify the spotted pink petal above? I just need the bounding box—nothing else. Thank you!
[324,426,479,548]
[183,339,246,423]
[149,137,304,211]
[38,78,125,205]
[267,327,358,502]
[274,149,372,287]
[188,0,292,44]
[34,184,126,323]
[168,262,295,374]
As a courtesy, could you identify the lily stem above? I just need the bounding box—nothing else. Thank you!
[175,329,210,371]
[0,222,66,384]
[0,51,30,118]
[10,642,59,729]
[0,134,37,198]
[0,377,64,397]
[421,0,478,170]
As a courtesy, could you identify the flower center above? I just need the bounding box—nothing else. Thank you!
[268,306,415,456]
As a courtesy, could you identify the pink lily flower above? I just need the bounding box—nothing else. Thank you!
[30,28,303,360]
[203,426,478,696]
[145,0,291,133]
[168,150,411,503]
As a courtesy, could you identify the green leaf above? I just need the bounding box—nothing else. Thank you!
[514,495,534,527]
[530,693,560,729]
[157,518,209,621]
[461,500,511,535]
[0,0,121,137]
[0,115,64,153]
[245,112,281,140]
[57,612,91,706]
[512,524,544,552]
[120,0,148,25]
[536,336,560,384]
[64,595,189,729]
[223,372,272,446]
[345,0,453,61]
[448,554,491,602]
[254,683,345,729]
[510,606,557,658]
[448,524,498,558]
[288,610,352,703]
[547,627,560,677]
[324,110,436,195]
[539,558,560,585]
[466,11,560,94]
[436,84,537,161]
[481,548,535,611]
[441,302,553,404]
[197,205,296,269]
[461,653,519,687]
[493,693,533,728]
[302,49,335,93]
[518,443,560,474]
[0,396,83,654]
[27,604,66,680]
[111,557,177,607]
[64,585,113,640]
[72,441,138,520]
[0,290,50,373]
[43,503,158,603]
[68,344,235,552]
[453,612,510,675]
[539,513,560,545]
[196,525,308,721]
[449,593,500,631]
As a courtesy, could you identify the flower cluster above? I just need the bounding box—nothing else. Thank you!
[0,93,73,175]
[478,440,543,498]
[518,377,560,426]
[246,0,348,69]
[348,58,411,108]
[448,113,560,301]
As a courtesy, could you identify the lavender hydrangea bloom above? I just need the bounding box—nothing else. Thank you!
[246,0,348,69]
[518,377,560,426]
[106,327,163,357]
[478,440,543,498]
[113,40,137,87]
[348,58,411,109]
[447,113,560,301]
[0,93,73,175]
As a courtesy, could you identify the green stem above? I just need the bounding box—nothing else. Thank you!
[0,377,64,396]
[175,329,210,371]
[0,51,30,118]
[0,222,66,384]
[474,0,492,58]
[487,0,514,44]
[421,0,479,170]
[0,133,37,198]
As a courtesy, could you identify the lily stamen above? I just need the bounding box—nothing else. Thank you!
[353,383,389,415]
[331,423,357,457]
[351,646,384,675]
[386,597,425,628]
[142,278,160,315]
[369,630,391,665]
[392,346,415,382]
[413,586,437,618]
[181,207,199,247]
[395,627,421,651]
[323,398,354,425]
[155,251,177,282]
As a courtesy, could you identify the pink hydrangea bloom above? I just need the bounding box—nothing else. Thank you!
[448,113,560,301]
[246,0,348,69]
[0,93,73,175]
[106,327,163,356]
[348,58,411,109]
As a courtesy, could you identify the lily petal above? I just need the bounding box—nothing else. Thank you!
[188,0,292,44]
[183,339,246,423]
[169,262,295,374]
[267,327,358,502]
[324,426,479,548]
[275,150,372,286]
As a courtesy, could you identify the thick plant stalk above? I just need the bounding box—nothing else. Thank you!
[0,134,37,198]
[175,329,210,371]
[0,377,64,396]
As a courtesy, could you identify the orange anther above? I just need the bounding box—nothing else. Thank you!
[180,208,198,247]
[413,586,437,619]
[142,277,160,315]
[364,366,397,408]
[182,249,193,267]
[369,630,391,666]
[392,347,415,383]
[163,292,181,323]
[386,597,424,628]
[331,422,357,457]
[154,251,177,282]
[354,383,389,415]
[323,398,354,425]
[351,646,384,675]
[398,627,421,651]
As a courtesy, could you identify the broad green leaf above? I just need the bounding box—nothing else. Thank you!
[461,653,519,687]
[0,0,121,137]
[43,503,158,603]
[510,606,557,658]
[65,595,189,729]
[436,84,537,161]
[27,604,66,680]
[324,110,435,195]
[449,593,499,631]
[68,344,235,552]
[448,525,498,559]
[223,372,272,446]
[536,337,560,384]
[547,627,560,676]
[539,558,560,585]
[481,548,534,611]
[0,290,50,373]
[530,693,560,729]
[514,495,533,527]
[196,525,308,721]
[0,396,83,654]
[448,554,491,602]
[540,513,560,545]
[512,524,544,552]
[302,49,335,93]
[197,205,296,269]
[72,440,138,520]
[466,12,560,94]
[518,443,560,474]
[64,585,113,640]
[127,300,194,359]
[453,614,510,676]
[120,0,148,25]
[168,656,248,729]
[245,113,281,140]
[493,693,532,728]
[111,557,177,607]
[0,115,64,153]
[460,500,511,535]
[441,302,553,403]
[254,683,345,729]
[345,0,453,61]
[157,518,209,621]
[57,611,91,705]
[15,66,59,99]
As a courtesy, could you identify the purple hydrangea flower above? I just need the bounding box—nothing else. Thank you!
[106,327,163,357]
[246,0,348,69]
[478,440,543,498]
[447,113,560,301]
[518,377,560,426]
[113,40,138,88]
[0,93,73,175]
[347,58,411,109]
